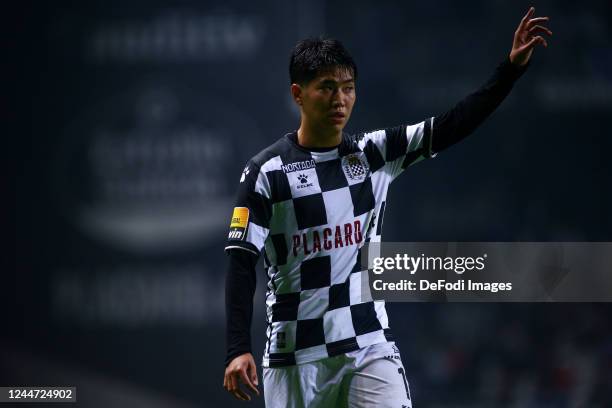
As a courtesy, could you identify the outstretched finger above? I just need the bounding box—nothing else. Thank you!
[519,7,535,30]
[525,16,550,29]
[528,25,553,37]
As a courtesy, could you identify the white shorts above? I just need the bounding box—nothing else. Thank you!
[262,342,412,408]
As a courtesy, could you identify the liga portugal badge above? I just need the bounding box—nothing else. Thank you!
[228,207,249,240]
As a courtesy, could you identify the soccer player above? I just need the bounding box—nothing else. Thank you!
[223,7,551,407]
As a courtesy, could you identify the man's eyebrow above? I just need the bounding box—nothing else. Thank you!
[318,78,355,85]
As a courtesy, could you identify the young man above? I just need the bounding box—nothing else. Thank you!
[223,7,551,407]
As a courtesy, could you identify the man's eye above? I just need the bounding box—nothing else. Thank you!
[344,86,354,92]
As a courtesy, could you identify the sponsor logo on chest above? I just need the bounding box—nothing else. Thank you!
[292,220,363,256]
[281,159,316,174]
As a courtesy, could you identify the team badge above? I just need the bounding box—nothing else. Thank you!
[342,154,369,181]
[228,207,249,240]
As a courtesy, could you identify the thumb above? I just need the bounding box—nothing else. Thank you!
[249,360,259,386]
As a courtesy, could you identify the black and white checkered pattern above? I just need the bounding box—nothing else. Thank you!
[226,118,435,367]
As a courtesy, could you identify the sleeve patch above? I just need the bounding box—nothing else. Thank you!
[228,207,249,240]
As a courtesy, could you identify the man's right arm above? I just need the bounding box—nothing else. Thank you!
[223,158,270,400]
[225,248,259,366]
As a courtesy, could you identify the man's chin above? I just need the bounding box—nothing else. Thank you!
[331,120,347,131]
[316,120,347,136]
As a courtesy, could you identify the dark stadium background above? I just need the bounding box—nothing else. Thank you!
[9,0,612,407]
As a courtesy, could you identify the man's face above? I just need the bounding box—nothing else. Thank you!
[293,67,356,134]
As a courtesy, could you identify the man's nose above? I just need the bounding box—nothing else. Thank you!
[331,90,345,107]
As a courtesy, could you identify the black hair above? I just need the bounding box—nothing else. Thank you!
[289,37,357,85]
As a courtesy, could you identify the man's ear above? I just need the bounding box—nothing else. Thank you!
[290,83,303,105]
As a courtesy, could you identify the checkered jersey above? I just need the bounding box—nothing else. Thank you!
[225,118,435,367]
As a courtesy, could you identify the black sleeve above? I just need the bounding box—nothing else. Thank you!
[225,248,259,367]
[432,56,529,153]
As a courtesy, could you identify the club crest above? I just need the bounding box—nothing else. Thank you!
[342,154,369,181]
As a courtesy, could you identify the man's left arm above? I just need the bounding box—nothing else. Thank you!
[432,6,552,154]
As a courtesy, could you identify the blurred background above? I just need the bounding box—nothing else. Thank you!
[9,0,612,407]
